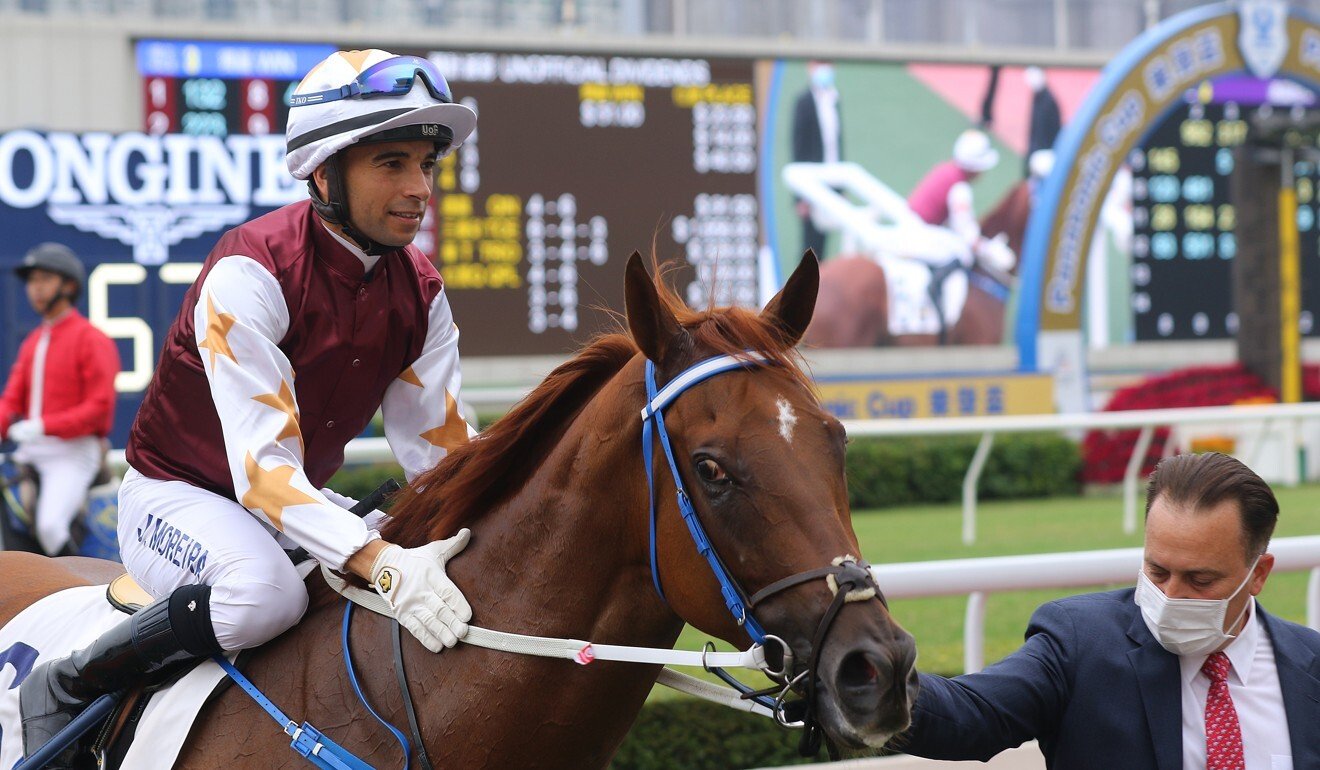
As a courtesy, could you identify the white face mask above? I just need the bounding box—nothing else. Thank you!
[810,66,835,90]
[1134,556,1259,657]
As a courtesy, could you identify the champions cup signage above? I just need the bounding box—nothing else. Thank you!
[0,130,301,265]
[1040,16,1236,325]
[1019,1,1320,368]
[0,129,303,445]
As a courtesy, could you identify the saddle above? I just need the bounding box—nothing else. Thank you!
[73,572,296,769]
[106,574,153,615]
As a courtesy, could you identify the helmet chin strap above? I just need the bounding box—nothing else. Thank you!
[308,155,398,257]
[40,283,75,316]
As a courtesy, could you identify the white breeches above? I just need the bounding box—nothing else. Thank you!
[116,467,309,652]
[878,257,968,337]
[14,436,103,554]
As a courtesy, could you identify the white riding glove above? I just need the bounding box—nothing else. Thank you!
[8,419,44,443]
[370,530,473,653]
[975,233,1017,274]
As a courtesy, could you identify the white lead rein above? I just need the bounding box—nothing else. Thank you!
[320,566,777,718]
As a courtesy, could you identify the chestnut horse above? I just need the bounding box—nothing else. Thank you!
[803,256,1011,348]
[0,253,916,767]
[804,180,1029,349]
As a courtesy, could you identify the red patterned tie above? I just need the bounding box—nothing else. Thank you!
[1202,651,1245,770]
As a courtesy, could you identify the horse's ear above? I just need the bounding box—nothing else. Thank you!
[625,251,684,364]
[759,250,820,347]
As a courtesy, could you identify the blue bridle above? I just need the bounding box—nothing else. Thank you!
[641,352,771,644]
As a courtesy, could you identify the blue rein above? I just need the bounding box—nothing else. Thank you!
[212,604,411,769]
[641,352,770,644]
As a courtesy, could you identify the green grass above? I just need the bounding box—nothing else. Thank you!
[653,484,1320,699]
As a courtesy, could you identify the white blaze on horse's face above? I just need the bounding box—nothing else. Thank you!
[775,396,797,443]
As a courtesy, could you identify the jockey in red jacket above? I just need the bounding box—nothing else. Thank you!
[19,50,479,767]
[0,242,120,555]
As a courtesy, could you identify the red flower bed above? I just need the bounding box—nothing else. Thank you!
[1081,363,1320,484]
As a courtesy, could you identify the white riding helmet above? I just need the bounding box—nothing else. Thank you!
[285,49,476,181]
[952,129,999,174]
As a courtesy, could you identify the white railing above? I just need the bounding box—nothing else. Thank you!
[845,402,1320,545]
[108,402,1320,546]
[102,402,1320,679]
[869,535,1320,674]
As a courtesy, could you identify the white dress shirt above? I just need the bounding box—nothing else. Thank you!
[1179,602,1292,769]
[811,86,840,164]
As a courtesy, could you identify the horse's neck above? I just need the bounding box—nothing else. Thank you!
[451,361,676,644]
[390,362,681,763]
[229,362,683,767]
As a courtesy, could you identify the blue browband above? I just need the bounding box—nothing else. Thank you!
[641,352,770,644]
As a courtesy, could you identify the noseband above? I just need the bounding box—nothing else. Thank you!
[641,353,886,756]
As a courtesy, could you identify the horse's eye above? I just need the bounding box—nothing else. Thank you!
[695,457,729,484]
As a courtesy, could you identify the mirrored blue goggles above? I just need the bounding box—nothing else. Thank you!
[290,56,453,108]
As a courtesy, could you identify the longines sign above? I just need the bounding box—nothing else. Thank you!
[0,130,301,265]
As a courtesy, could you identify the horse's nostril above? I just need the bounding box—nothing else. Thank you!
[838,650,880,690]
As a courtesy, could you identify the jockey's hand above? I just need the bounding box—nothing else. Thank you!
[369,531,473,652]
[975,233,1017,274]
[8,419,43,443]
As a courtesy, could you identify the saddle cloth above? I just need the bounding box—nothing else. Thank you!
[0,585,231,769]
[0,563,315,770]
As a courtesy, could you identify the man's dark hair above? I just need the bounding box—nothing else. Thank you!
[1145,452,1278,560]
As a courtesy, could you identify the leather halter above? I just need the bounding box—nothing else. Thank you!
[640,352,886,756]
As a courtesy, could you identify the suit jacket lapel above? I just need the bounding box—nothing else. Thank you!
[1127,614,1183,770]
[1259,606,1320,765]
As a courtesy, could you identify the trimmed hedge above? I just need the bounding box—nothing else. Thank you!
[327,462,406,506]
[845,433,1081,509]
[329,432,1081,514]
[610,699,827,770]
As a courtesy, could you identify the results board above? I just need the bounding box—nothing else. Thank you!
[1130,76,1320,340]
[138,42,763,356]
[427,51,760,355]
[136,39,331,138]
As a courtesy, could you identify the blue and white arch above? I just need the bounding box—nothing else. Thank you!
[1017,1,1320,400]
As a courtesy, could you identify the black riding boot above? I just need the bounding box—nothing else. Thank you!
[20,584,221,768]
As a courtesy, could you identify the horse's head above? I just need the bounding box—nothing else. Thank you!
[624,251,917,750]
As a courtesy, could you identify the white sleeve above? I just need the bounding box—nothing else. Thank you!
[381,289,473,482]
[947,181,983,246]
[194,256,377,570]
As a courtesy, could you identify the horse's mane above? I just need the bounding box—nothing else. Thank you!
[382,267,809,547]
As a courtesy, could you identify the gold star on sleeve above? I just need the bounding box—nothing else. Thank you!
[419,390,470,452]
[241,452,318,530]
[198,294,238,368]
[398,366,424,387]
[252,380,303,453]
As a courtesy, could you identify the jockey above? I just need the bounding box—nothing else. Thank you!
[20,49,479,765]
[907,128,1006,271]
[0,243,119,555]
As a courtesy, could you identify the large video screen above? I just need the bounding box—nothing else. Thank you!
[2,40,1114,442]
[1130,75,1320,341]
[421,51,759,355]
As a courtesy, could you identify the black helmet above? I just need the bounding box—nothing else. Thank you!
[15,243,85,289]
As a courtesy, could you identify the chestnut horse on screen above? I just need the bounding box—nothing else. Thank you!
[805,180,1029,348]
[0,252,916,768]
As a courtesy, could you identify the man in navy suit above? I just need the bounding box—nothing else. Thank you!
[790,60,842,258]
[894,452,1320,769]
